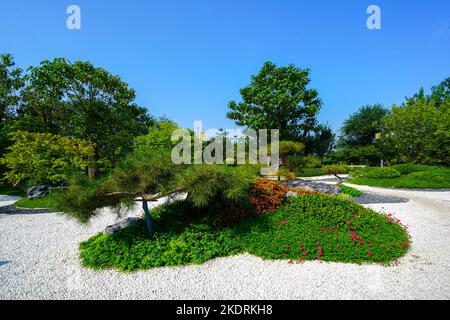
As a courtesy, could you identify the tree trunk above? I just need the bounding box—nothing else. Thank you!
[142,200,154,238]
[88,148,99,179]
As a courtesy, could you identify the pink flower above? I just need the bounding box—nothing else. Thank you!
[302,251,307,256]
[316,240,321,245]
[368,252,373,257]
[316,257,321,261]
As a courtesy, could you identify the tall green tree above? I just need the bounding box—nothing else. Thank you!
[382,97,450,165]
[17,58,151,176]
[227,61,322,140]
[339,104,389,148]
[305,124,335,158]
[0,54,24,157]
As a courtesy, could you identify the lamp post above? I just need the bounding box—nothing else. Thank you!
[375,132,384,168]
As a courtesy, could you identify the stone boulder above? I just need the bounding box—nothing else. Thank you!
[104,217,141,235]
[283,179,342,195]
[27,185,50,200]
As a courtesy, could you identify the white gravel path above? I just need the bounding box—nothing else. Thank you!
[1,184,449,300]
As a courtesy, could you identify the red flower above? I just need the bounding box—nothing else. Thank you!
[328,227,333,231]
[316,240,320,245]
[302,251,307,256]
[316,257,321,261]
[368,252,373,257]
[285,244,290,249]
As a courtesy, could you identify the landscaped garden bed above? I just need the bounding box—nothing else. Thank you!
[79,194,410,271]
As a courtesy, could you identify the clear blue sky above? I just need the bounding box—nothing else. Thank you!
[1,0,449,133]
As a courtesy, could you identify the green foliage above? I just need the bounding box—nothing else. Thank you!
[366,167,401,179]
[304,124,335,158]
[1,131,94,187]
[57,148,177,223]
[326,145,382,166]
[0,54,24,160]
[339,104,389,148]
[295,167,327,177]
[340,185,363,197]
[323,164,349,175]
[227,61,322,140]
[382,99,450,166]
[351,166,450,189]
[279,141,304,157]
[392,164,433,175]
[79,195,409,271]
[136,120,179,150]
[16,58,151,171]
[0,183,23,196]
[172,164,260,224]
[285,155,322,172]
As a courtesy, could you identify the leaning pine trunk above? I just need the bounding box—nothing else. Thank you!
[142,200,154,238]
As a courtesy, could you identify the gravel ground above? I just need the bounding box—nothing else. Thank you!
[1,184,450,300]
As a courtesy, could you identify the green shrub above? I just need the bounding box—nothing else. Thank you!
[340,185,363,197]
[1,131,95,187]
[80,195,410,271]
[284,155,303,170]
[366,167,401,179]
[295,167,326,177]
[392,164,432,175]
[323,164,349,175]
[301,156,322,168]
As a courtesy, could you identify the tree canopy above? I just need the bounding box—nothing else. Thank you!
[338,104,389,148]
[0,54,24,157]
[227,61,322,141]
[15,58,151,175]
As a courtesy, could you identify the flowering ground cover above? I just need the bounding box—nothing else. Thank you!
[80,195,409,271]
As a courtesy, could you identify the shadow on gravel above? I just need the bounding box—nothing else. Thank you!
[0,261,11,267]
[349,192,410,205]
[0,205,51,215]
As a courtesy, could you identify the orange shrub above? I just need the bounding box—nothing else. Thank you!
[250,178,288,214]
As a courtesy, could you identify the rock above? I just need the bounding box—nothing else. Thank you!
[27,185,50,200]
[283,179,342,195]
[104,217,141,235]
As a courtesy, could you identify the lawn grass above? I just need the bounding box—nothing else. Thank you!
[351,166,450,189]
[15,194,59,210]
[80,195,410,271]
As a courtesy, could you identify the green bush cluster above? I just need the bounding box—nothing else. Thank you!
[340,185,363,197]
[392,164,433,175]
[366,168,401,179]
[80,195,410,271]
